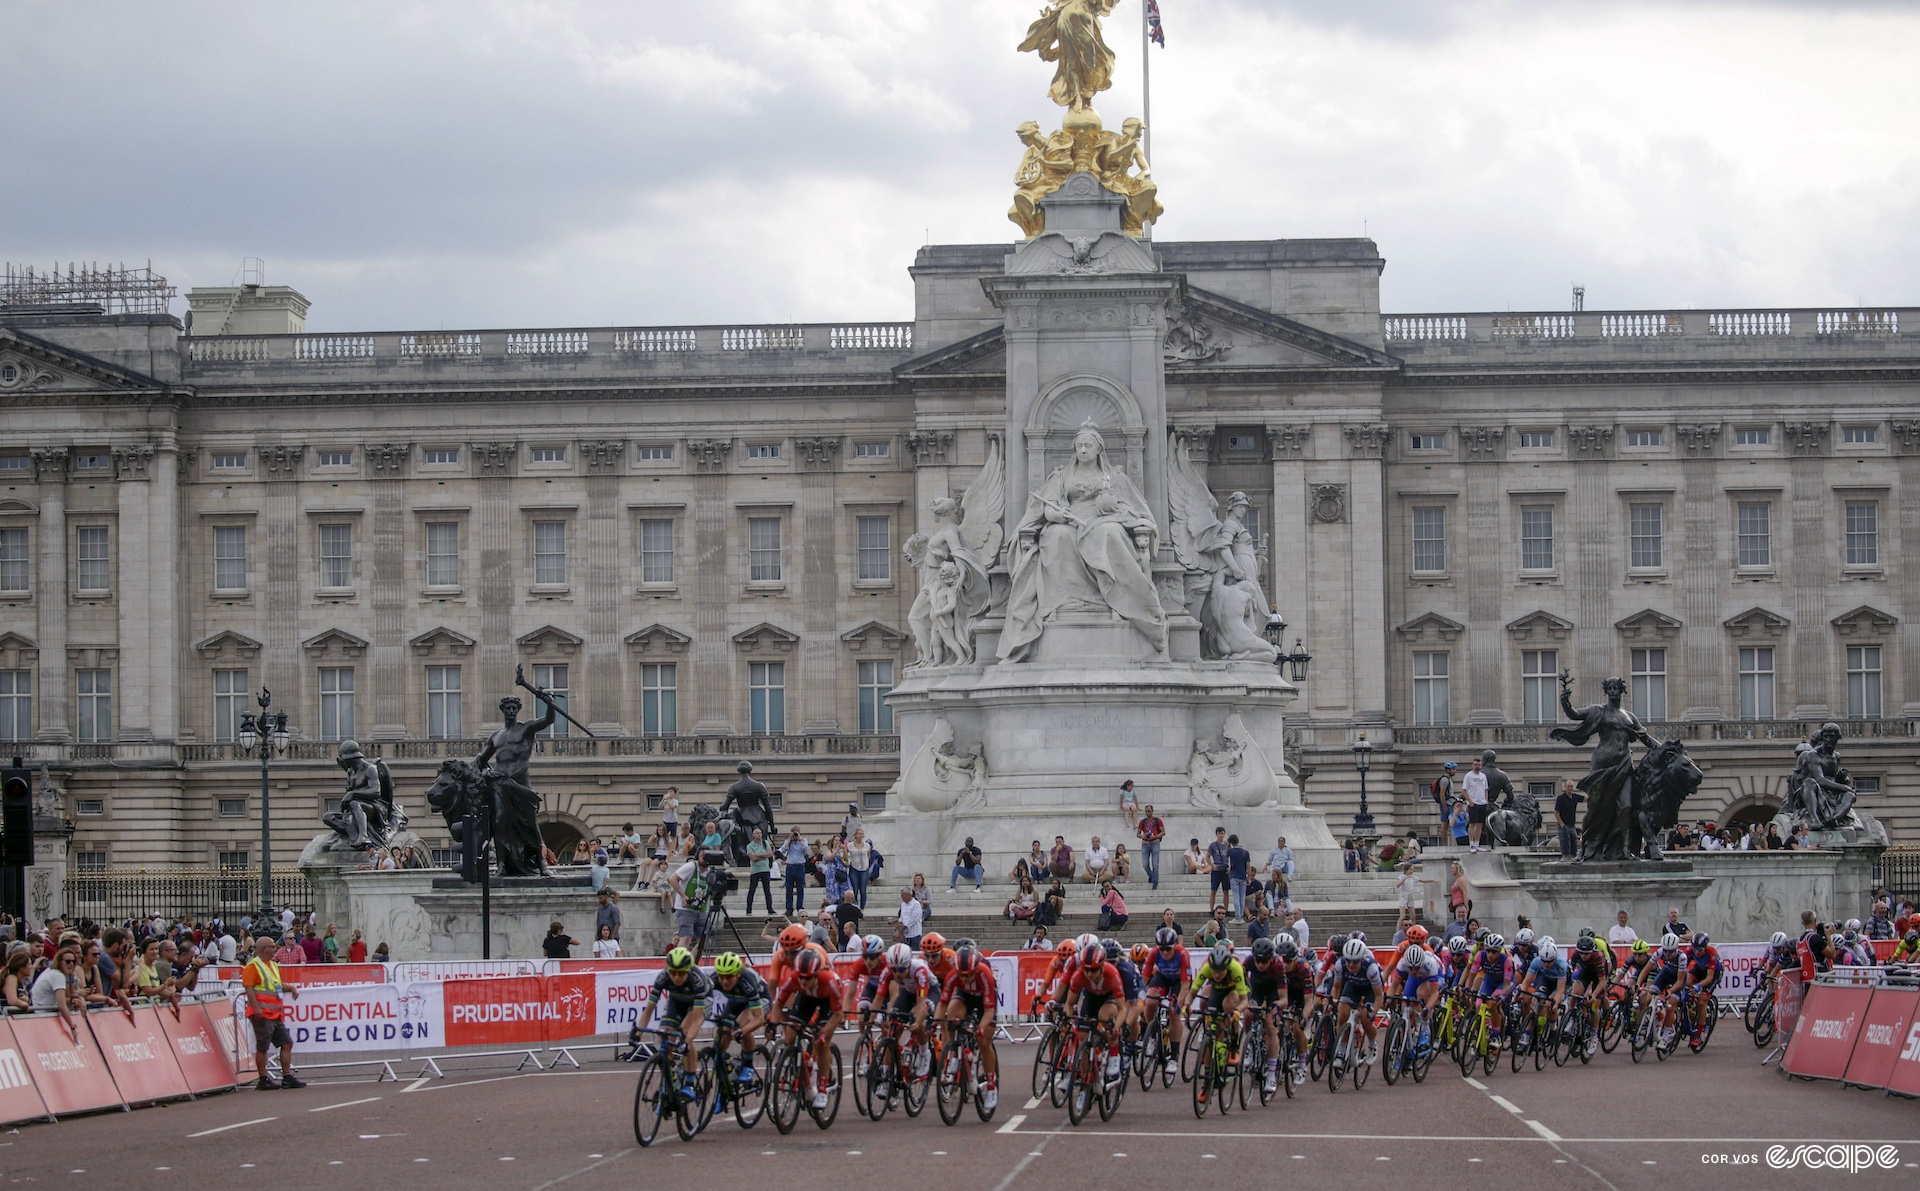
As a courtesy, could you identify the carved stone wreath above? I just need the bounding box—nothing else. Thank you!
[1311,483,1347,524]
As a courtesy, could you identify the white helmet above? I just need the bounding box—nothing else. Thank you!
[1343,938,1370,962]
[885,943,914,970]
[1538,935,1557,955]
[1660,932,1680,951]
[1447,936,1471,955]
[1770,931,1791,948]
[1404,943,1427,963]
[1514,928,1535,946]
[1074,932,1100,951]
[1845,918,1863,933]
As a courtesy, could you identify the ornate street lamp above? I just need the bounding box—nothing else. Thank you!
[1352,731,1376,836]
[1263,610,1314,684]
[236,688,291,926]
[1283,638,1313,684]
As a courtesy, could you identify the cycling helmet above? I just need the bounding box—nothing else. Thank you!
[1275,936,1300,960]
[956,945,983,974]
[1342,938,1371,962]
[885,943,914,970]
[712,952,745,977]
[1102,938,1122,962]
[1057,940,1076,958]
[778,924,807,950]
[1770,931,1791,948]
[1576,936,1598,954]
[1074,932,1100,951]
[1485,933,1505,950]
[1131,943,1152,966]
[1473,928,1491,945]
[1080,941,1106,968]
[1210,941,1234,969]
[1154,926,1180,948]
[1660,933,1680,951]
[1693,932,1711,949]
[793,949,825,977]
[921,931,947,955]
[1845,917,1863,932]
[1447,936,1471,956]
[808,924,831,947]
[1514,928,1535,946]
[1906,930,1920,947]
[1577,926,1597,941]
[1405,925,1429,945]
[1404,943,1427,963]
[1539,943,1560,965]
[665,946,694,972]
[1250,937,1276,962]
[1537,935,1556,954]
[1631,939,1650,955]
[862,934,886,958]
[1350,930,1367,944]
[1326,932,1349,953]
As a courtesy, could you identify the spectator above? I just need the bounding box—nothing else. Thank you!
[274,934,305,966]
[1440,904,1470,943]
[1159,906,1184,941]
[1006,877,1039,921]
[1766,823,1785,849]
[1397,833,1423,864]
[1286,908,1311,953]
[634,830,666,890]
[1607,910,1638,947]
[347,929,367,964]
[867,841,885,887]
[542,920,580,960]
[847,829,873,908]
[667,850,709,952]
[1394,861,1420,931]
[1048,836,1075,879]
[242,935,304,1089]
[1,949,31,1012]
[1430,761,1457,827]
[596,889,623,944]
[743,829,773,915]
[161,938,204,993]
[593,924,621,959]
[805,839,825,886]
[841,802,864,840]
[1009,856,1034,885]
[1023,924,1051,951]
[1448,798,1470,847]
[1119,779,1139,831]
[1083,836,1110,884]
[1096,880,1129,931]
[1448,861,1471,920]
[79,938,122,1009]
[895,886,924,951]
[1226,834,1251,922]
[780,828,811,915]
[1463,755,1490,852]
[589,850,611,894]
[614,823,643,862]
[218,928,239,965]
[1555,779,1584,859]
[950,837,985,892]
[660,786,681,846]
[1023,839,1048,881]
[911,872,932,924]
[1196,915,1224,949]
[1265,836,1294,882]
[569,839,593,866]
[832,889,864,943]
[1867,901,1895,941]
[1246,902,1272,942]
[279,907,296,937]
[1037,878,1066,927]
[1789,824,1816,849]
[317,923,339,963]
[1206,828,1231,917]
[1182,837,1206,875]
[1135,804,1165,890]
[1111,843,1131,883]
[373,942,391,964]
[299,928,324,965]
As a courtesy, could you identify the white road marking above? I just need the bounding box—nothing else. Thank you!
[1488,1095,1524,1115]
[187,1118,276,1138]
[1524,1119,1563,1143]
[402,1077,431,1092]
[1023,1096,1043,1109]
[1462,1076,1488,1090]
[310,1097,382,1113]
[996,1113,1027,1134]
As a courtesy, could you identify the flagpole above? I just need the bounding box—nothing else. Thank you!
[1141,0,1152,167]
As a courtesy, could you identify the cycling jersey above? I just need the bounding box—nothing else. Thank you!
[1111,956,1143,1001]
[1147,946,1191,983]
[1245,958,1286,1005]
[1195,957,1250,997]
[941,962,998,1010]
[1650,948,1684,991]
[1889,943,1920,965]
[710,969,770,1017]
[1524,957,1569,992]
[851,959,889,1010]
[876,958,935,1012]
[768,943,834,988]
[1280,957,1314,993]
[1334,957,1384,1005]
[1068,961,1124,1010]
[1686,945,1721,980]
[649,968,713,1022]
[1569,950,1607,985]
[773,970,845,1024]
[1474,950,1512,997]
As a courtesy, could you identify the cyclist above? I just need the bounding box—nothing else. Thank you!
[1103,939,1145,1047]
[1517,938,1569,1040]
[1389,940,1443,1052]
[1567,935,1610,1032]
[1329,937,1384,1063]
[1384,923,1430,977]
[876,942,937,1072]
[1891,930,1920,965]
[1469,932,1512,1043]
[1440,934,1471,992]
[1063,940,1129,1081]
[1760,931,1798,980]
[1274,935,1317,1084]
[921,931,956,993]
[708,952,771,1085]
[1839,928,1876,967]
[938,943,1000,1112]
[1141,926,1192,1077]
[1510,927,1538,978]
[1189,940,1250,1066]
[1679,932,1721,1036]
[633,946,710,1100]
[1644,932,1686,1040]
[846,934,891,1026]
[1315,932,1350,1000]
[770,922,833,987]
[1039,939,1078,1015]
[769,948,845,1111]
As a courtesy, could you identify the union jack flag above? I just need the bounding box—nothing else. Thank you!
[1146,0,1165,46]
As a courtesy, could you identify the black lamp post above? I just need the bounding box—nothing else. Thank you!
[1264,612,1314,684]
[1351,731,1376,836]
[236,688,291,926]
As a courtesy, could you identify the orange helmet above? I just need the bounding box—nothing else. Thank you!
[1057,940,1076,958]
[778,924,808,951]
[1130,944,1151,966]
[921,932,946,955]
[1405,925,1430,945]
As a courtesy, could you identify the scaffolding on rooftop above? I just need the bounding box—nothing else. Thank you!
[0,261,176,315]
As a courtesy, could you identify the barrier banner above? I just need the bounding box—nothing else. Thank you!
[1780,983,1872,1081]
[277,982,437,1053]
[392,960,538,983]
[9,1014,125,1116]
[545,974,599,1043]
[439,976,590,1047]
[594,969,656,1036]
[158,1002,237,1093]
[204,962,388,987]
[211,1000,258,1077]
[1774,968,1806,1047]
[989,955,1021,1019]
[1885,1000,1920,1098]
[89,1007,192,1106]
[0,1021,52,1125]
[552,956,659,974]
[1705,943,1770,1004]
[1840,987,1919,1091]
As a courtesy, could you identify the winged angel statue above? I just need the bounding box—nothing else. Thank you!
[904,437,1005,667]
[1167,433,1280,662]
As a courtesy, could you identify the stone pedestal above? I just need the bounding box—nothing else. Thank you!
[299,829,431,938]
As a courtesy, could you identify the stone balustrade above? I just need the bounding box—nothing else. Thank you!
[1383,306,1910,356]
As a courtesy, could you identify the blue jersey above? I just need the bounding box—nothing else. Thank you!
[1477,949,1511,980]
[1113,957,1143,999]
[1525,956,1569,986]
[1336,958,1383,990]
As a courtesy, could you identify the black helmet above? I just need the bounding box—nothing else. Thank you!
[1155,926,1179,948]
[1692,932,1710,949]
[1250,937,1276,962]
[1275,936,1299,960]
[1102,938,1122,962]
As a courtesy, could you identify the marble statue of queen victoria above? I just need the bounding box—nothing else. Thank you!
[1000,420,1167,661]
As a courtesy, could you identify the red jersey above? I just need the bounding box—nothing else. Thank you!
[941,963,997,1005]
[774,968,843,1008]
[876,959,934,1002]
[1067,961,1123,998]
[925,948,957,987]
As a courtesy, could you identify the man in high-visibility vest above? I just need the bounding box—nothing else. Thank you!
[243,934,305,1090]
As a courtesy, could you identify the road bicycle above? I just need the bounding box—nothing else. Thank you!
[1745,970,1779,1048]
[935,1009,997,1125]
[1380,993,1437,1085]
[1509,993,1555,1073]
[1455,993,1502,1077]
[1554,992,1598,1066]
[864,1009,934,1121]
[1306,997,1338,1082]
[631,1026,708,1146]
[767,1019,844,1133]
[1061,1014,1128,1126]
[1598,976,1636,1054]
[1031,1002,1072,1108]
[1136,996,1178,1090]
[1246,1002,1302,1103]
[1326,1000,1373,1093]
[1190,1006,1240,1116]
[1655,983,1716,1059]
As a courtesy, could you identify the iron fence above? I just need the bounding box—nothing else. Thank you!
[64,868,314,924]
[1873,848,1920,906]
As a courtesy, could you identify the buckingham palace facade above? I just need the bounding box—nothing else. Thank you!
[2,239,1917,878]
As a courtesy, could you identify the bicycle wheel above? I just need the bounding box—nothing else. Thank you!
[1031,1027,1061,1101]
[1137,1022,1159,1091]
[903,1039,933,1118]
[1326,1027,1344,1094]
[1351,1026,1370,1091]
[1482,1021,1499,1076]
[974,1047,999,1123]
[851,1033,875,1119]
[1278,1025,1298,1099]
[1552,1011,1575,1067]
[1192,1024,1216,1117]
[867,1037,899,1122]
[733,1046,770,1129]
[1630,1006,1653,1064]
[685,1049,719,1139]
[1308,1013,1333,1082]
[1600,999,1627,1053]
[1654,1007,1679,1060]
[1099,1042,1125,1122]
[1247,1025,1273,1106]
[1510,1019,1528,1072]
[1412,1017,1437,1083]
[1742,979,1769,1031]
[633,1060,667,1147]
[1534,1017,1552,1071]
[769,1046,804,1134]
[1689,1001,1717,1053]
[936,1043,966,1126]
[1068,1037,1098,1127]
[1457,1016,1479,1077]
[1380,1017,1406,1086]
[1752,998,1775,1048]
[810,1045,842,1129]
[1049,1032,1074,1109]
[1180,1018,1204,1083]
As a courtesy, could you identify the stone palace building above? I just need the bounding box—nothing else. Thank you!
[1,243,1916,892]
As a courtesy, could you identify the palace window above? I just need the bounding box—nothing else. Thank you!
[641,664,677,736]
[640,519,675,584]
[749,662,785,735]
[0,528,25,593]
[533,520,567,585]
[1411,507,1445,573]
[856,516,891,582]
[1739,647,1775,720]
[1521,650,1558,724]
[213,525,248,590]
[75,525,110,593]
[423,448,460,465]
[211,452,247,470]
[213,668,248,742]
[748,517,783,583]
[637,445,674,461]
[1734,428,1770,446]
[1736,502,1771,568]
[858,660,894,734]
[1412,651,1449,725]
[1520,506,1554,571]
[1631,648,1667,722]
[427,666,462,739]
[320,667,355,740]
[1847,646,1882,720]
[0,670,30,741]
[318,523,353,588]
[1845,501,1878,566]
[425,522,460,587]
[1628,504,1663,570]
[532,664,569,737]
[1516,431,1555,449]
[318,450,353,467]
[1842,426,1878,445]
[853,442,889,458]
[76,668,111,742]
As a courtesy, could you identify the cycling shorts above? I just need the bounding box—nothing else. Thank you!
[712,992,768,1022]
[1246,972,1286,1008]
[948,990,989,1020]
[1338,982,1379,1008]
[654,993,705,1026]
[1403,971,1437,999]
[1529,975,1561,998]
[1476,974,1507,1000]
[1287,986,1310,1014]
[855,974,886,1010]
[1199,983,1237,1013]
[1077,989,1118,1017]
[887,986,922,1017]
[1145,972,1182,997]
[787,993,836,1027]
[1651,968,1681,993]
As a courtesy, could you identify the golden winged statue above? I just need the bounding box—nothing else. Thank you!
[1017,0,1119,115]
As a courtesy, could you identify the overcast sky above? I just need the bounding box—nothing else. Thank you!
[6,0,1917,331]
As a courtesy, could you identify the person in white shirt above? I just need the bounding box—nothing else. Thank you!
[895,886,925,947]
[217,932,238,964]
[592,924,621,959]
[1462,757,1491,852]
[1287,909,1311,952]
[1606,910,1638,947]
[1082,837,1110,884]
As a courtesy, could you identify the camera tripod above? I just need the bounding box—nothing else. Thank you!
[693,894,752,964]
